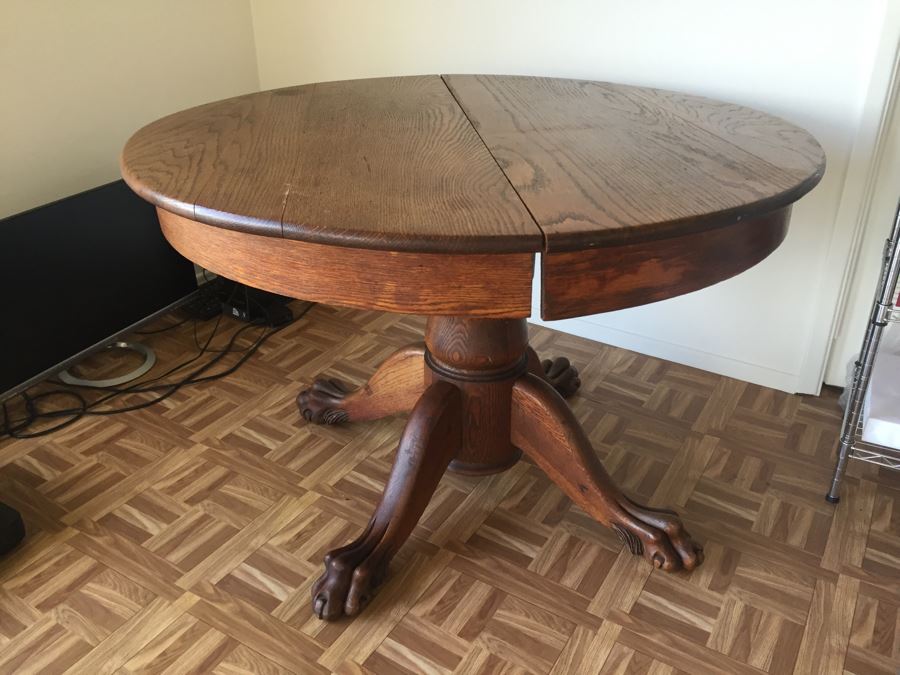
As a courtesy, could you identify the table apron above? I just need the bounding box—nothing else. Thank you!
[540,207,791,320]
[157,209,535,318]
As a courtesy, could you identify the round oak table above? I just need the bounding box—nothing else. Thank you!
[121,75,824,621]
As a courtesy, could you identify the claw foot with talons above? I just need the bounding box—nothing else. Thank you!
[542,357,581,398]
[297,378,351,424]
[310,524,389,621]
[611,496,704,572]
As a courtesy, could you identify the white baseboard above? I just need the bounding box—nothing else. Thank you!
[529,315,803,393]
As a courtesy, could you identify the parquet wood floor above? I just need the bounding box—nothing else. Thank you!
[0,303,898,674]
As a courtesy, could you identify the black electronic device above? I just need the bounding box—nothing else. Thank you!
[0,180,198,398]
[222,284,294,327]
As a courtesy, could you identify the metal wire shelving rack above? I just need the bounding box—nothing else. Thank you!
[827,199,900,502]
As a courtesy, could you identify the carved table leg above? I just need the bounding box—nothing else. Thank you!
[311,380,461,620]
[511,372,703,571]
[308,317,700,621]
[526,347,581,399]
[297,343,426,424]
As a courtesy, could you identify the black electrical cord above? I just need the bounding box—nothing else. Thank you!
[194,286,287,353]
[2,297,230,437]
[3,318,276,437]
[135,271,222,336]
[57,279,240,392]
[134,315,191,335]
[2,280,304,436]
[54,312,227,394]
[0,302,313,440]
[1,317,238,437]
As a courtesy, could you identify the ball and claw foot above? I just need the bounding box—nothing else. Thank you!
[311,521,391,621]
[542,357,581,398]
[611,496,704,571]
[296,378,351,425]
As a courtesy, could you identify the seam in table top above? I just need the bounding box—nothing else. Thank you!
[440,74,549,255]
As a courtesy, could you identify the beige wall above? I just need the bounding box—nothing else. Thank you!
[1,1,892,393]
[249,0,890,394]
[0,0,260,218]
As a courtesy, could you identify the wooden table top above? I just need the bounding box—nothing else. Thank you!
[121,75,824,255]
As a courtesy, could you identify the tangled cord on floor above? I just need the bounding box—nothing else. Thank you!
[0,302,314,440]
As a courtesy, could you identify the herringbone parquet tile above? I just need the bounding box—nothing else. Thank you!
[1,302,898,674]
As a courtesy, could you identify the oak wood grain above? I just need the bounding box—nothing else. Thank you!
[627,86,825,175]
[120,89,305,237]
[425,318,529,475]
[157,209,534,318]
[511,373,703,572]
[124,74,826,322]
[296,344,427,424]
[444,74,824,252]
[540,207,790,319]
[122,76,541,254]
[311,380,462,620]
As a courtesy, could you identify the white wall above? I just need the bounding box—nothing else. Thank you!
[0,0,260,219]
[825,92,900,385]
[250,0,890,393]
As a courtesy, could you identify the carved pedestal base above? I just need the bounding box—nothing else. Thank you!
[298,317,702,620]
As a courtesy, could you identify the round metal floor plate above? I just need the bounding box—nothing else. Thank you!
[58,341,156,388]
